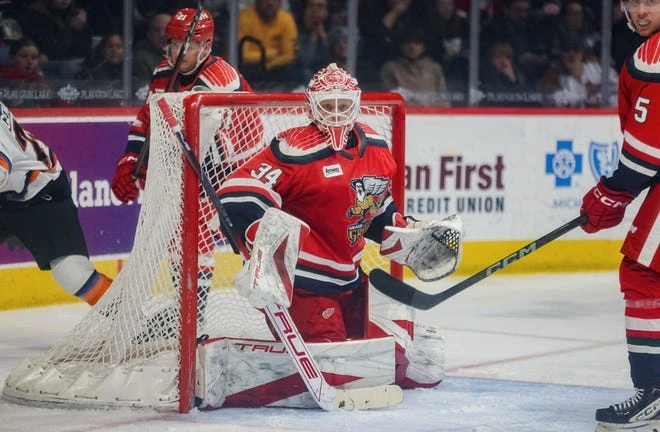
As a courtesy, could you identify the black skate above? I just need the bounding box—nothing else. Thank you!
[595,387,660,431]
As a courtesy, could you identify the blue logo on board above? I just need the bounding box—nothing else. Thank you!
[545,140,583,187]
[588,141,619,180]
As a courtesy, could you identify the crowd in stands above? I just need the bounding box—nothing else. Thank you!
[0,0,646,108]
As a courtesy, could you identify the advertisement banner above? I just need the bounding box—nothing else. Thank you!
[404,113,634,241]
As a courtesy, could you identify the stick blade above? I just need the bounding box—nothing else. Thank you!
[332,385,403,411]
[369,269,438,310]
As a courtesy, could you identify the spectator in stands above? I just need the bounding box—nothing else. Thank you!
[133,12,171,83]
[81,0,122,38]
[0,37,44,80]
[424,0,470,93]
[326,26,378,88]
[538,34,618,108]
[380,28,450,106]
[16,0,93,63]
[480,0,550,85]
[0,38,49,108]
[79,32,124,81]
[0,8,23,65]
[359,0,428,76]
[296,0,331,82]
[238,0,298,81]
[327,25,349,70]
[478,40,541,106]
[326,0,347,26]
[545,0,601,59]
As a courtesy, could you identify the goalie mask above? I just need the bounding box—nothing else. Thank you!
[165,8,214,73]
[305,63,361,151]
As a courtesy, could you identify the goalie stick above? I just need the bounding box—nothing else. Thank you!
[132,1,205,179]
[156,97,403,411]
[370,215,588,310]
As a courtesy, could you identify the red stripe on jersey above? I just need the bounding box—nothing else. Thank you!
[625,307,660,319]
[623,137,660,167]
[626,328,660,339]
[636,33,660,64]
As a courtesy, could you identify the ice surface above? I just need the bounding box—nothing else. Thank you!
[0,272,633,432]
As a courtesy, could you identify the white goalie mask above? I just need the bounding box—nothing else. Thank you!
[304,63,361,151]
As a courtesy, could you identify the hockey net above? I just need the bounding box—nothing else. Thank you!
[2,92,406,412]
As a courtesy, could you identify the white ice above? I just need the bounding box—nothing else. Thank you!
[0,272,634,432]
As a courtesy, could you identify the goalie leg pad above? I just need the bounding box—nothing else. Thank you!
[368,285,445,388]
[400,323,445,388]
[196,336,396,409]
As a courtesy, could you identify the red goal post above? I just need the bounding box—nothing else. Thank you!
[3,91,406,413]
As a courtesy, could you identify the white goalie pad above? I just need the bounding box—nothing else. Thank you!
[380,214,464,281]
[368,286,445,387]
[234,207,310,308]
[196,336,396,409]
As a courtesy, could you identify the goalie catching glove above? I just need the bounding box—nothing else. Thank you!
[234,207,310,309]
[380,214,464,281]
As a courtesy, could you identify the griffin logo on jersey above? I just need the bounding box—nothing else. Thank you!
[346,176,389,218]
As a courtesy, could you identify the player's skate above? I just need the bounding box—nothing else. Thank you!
[595,387,660,432]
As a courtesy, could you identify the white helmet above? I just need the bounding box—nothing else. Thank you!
[304,63,361,151]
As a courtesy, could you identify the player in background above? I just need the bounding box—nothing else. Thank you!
[218,63,459,389]
[0,101,113,305]
[111,7,254,202]
[579,1,660,428]
[111,8,259,324]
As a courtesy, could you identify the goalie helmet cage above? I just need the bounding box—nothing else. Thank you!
[2,92,406,413]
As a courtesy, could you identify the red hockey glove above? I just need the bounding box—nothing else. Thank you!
[111,153,146,203]
[580,178,634,234]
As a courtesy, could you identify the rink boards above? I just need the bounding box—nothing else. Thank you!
[0,107,627,310]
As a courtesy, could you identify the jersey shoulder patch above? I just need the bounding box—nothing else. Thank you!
[272,126,331,163]
[354,122,389,149]
[628,33,660,80]
[198,57,242,90]
[152,59,172,78]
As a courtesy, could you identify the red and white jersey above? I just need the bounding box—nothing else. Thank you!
[125,55,252,155]
[615,33,660,271]
[0,101,61,202]
[219,122,398,295]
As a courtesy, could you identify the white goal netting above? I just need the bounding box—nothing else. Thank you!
[2,92,405,412]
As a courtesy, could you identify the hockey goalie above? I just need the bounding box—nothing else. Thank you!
[200,63,464,409]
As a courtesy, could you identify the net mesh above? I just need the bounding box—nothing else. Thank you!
[2,92,403,411]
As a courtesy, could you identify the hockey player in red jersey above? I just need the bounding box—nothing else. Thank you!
[111,8,258,326]
[580,1,660,428]
[111,7,253,203]
[217,63,461,393]
[0,101,113,306]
